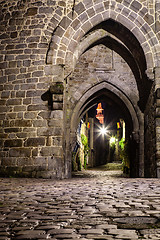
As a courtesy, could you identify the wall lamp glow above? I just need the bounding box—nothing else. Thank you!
[99,126,108,135]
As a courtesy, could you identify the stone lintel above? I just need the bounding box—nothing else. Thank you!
[44,64,64,78]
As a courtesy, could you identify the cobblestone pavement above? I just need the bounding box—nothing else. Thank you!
[0,170,160,240]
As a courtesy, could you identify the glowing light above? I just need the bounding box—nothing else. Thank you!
[110,136,116,145]
[100,126,107,135]
[96,103,104,124]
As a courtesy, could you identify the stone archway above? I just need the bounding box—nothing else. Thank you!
[66,81,143,177]
[45,0,160,178]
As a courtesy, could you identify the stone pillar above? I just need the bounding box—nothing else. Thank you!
[154,67,160,177]
[44,64,66,178]
[155,0,160,177]
[89,118,94,167]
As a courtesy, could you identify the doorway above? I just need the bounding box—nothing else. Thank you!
[71,88,140,177]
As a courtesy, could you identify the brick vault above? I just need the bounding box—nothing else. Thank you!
[0,0,160,178]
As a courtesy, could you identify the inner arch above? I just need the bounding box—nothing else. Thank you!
[78,19,153,111]
[70,83,141,177]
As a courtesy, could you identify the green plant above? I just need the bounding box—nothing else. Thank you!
[119,137,125,150]
[119,138,130,174]
[81,134,90,169]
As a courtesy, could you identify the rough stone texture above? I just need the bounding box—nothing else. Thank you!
[0,172,160,239]
[0,0,160,178]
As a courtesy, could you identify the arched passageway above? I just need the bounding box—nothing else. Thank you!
[63,20,147,178]
[63,18,150,178]
[47,13,158,178]
[69,82,142,178]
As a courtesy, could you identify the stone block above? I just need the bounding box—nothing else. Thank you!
[32,71,44,77]
[37,127,62,136]
[39,7,53,14]
[38,111,51,119]
[60,16,72,30]
[23,98,32,105]
[23,60,31,67]
[78,12,88,24]
[0,33,9,39]
[16,54,30,60]
[20,30,31,37]
[10,31,17,38]
[26,90,44,97]
[5,68,19,75]
[71,19,81,31]
[156,88,160,98]
[83,0,93,9]
[6,99,22,106]
[26,8,38,16]
[73,29,84,42]
[24,112,37,119]
[24,138,45,147]
[9,61,16,68]
[0,76,7,84]
[86,8,95,18]
[27,104,46,111]
[0,106,8,113]
[50,110,63,119]
[55,26,64,38]
[33,157,46,166]
[6,113,17,119]
[0,62,7,68]
[4,139,22,147]
[48,119,63,127]
[94,2,105,14]
[16,44,27,49]
[0,99,6,105]
[16,132,27,138]
[130,1,142,12]
[0,113,5,120]
[40,146,63,156]
[28,43,38,48]
[139,7,148,17]
[50,82,64,94]
[74,2,85,15]
[156,108,160,117]
[16,91,25,98]
[21,84,36,90]
[144,14,154,25]
[52,102,63,110]
[14,105,27,112]
[123,0,130,7]
[9,148,31,157]
[14,120,32,127]
[68,40,77,52]
[90,14,103,27]
[26,36,40,43]
[157,167,160,178]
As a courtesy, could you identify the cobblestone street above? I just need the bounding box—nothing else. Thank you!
[0,170,160,240]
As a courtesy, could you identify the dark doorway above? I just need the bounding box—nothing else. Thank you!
[72,89,139,177]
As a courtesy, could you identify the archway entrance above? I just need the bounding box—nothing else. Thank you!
[61,18,152,179]
[71,86,141,178]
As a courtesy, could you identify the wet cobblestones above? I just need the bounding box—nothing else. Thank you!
[0,170,160,239]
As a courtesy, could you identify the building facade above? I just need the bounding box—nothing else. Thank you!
[0,0,160,178]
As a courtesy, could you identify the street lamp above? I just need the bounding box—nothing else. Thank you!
[99,126,108,135]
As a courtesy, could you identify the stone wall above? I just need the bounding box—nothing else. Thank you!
[68,45,139,111]
[0,0,69,178]
[144,83,156,177]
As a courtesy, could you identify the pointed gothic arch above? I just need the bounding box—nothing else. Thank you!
[46,1,158,110]
[67,81,144,177]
